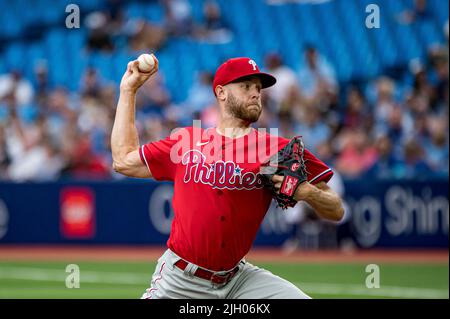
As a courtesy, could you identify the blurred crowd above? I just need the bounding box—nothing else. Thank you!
[0,0,448,182]
[84,0,232,53]
[261,43,448,180]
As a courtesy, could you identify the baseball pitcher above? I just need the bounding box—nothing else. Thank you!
[111,56,344,299]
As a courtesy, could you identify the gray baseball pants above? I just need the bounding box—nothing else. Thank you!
[141,249,311,299]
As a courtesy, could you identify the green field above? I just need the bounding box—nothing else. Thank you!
[0,261,447,299]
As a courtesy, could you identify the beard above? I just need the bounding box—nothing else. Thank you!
[225,92,262,123]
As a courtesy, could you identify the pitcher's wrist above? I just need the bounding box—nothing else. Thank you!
[294,182,312,201]
[120,86,137,95]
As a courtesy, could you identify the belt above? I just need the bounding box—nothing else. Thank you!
[174,259,240,285]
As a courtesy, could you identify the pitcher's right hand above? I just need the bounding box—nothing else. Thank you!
[119,54,159,93]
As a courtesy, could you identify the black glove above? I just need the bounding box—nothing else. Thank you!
[260,136,308,209]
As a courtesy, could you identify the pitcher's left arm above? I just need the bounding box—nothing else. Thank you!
[272,176,344,222]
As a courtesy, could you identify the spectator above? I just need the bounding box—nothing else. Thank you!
[365,135,398,179]
[294,106,330,154]
[104,0,126,33]
[297,45,338,103]
[0,125,9,179]
[6,108,65,181]
[264,53,298,114]
[162,0,194,37]
[98,84,119,126]
[60,130,110,180]
[373,76,398,127]
[335,129,378,178]
[85,11,115,52]
[342,86,372,131]
[78,92,111,151]
[315,140,338,168]
[428,47,449,113]
[277,81,302,121]
[203,1,227,32]
[195,1,233,43]
[411,112,429,143]
[44,88,77,144]
[165,71,217,126]
[277,113,297,140]
[404,67,435,117]
[140,117,167,144]
[136,73,171,117]
[183,71,216,117]
[0,70,34,107]
[33,60,50,108]
[424,117,449,175]
[128,20,168,52]
[393,138,433,179]
[200,104,220,128]
[80,67,102,99]
[382,105,411,158]
[398,0,431,24]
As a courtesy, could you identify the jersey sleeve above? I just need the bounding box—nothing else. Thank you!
[303,148,334,184]
[139,128,191,181]
[277,136,334,185]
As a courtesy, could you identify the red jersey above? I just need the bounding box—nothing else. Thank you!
[139,127,333,271]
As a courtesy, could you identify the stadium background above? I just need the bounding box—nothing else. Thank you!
[0,0,448,298]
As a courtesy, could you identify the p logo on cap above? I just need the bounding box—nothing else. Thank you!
[213,57,276,94]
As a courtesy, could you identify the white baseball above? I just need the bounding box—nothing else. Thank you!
[137,53,155,73]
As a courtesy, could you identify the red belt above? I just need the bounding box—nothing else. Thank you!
[174,259,240,285]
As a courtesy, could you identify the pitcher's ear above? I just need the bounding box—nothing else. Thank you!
[215,85,226,101]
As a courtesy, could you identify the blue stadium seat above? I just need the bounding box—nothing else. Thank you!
[3,43,26,72]
[0,0,447,101]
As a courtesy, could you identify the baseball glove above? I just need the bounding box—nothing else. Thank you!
[260,136,308,209]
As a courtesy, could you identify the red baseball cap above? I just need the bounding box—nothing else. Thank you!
[213,57,277,94]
